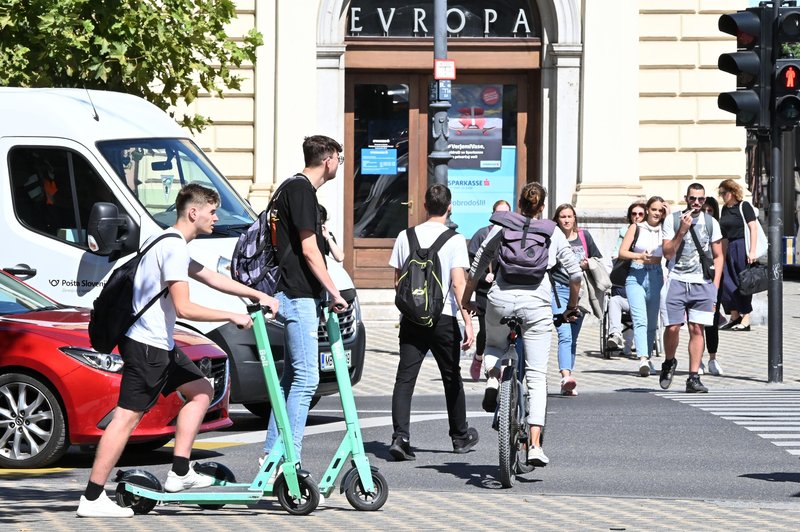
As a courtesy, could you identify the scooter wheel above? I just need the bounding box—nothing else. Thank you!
[193,462,236,510]
[115,469,161,515]
[274,474,320,515]
[344,468,389,511]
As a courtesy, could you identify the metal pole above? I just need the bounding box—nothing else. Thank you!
[769,125,784,383]
[768,1,783,383]
[429,0,450,186]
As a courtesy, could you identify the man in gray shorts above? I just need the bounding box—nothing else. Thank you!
[660,183,723,393]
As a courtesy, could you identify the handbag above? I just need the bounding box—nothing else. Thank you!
[609,225,639,287]
[738,263,768,295]
[739,201,768,259]
[587,256,612,292]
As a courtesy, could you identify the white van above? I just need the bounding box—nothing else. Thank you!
[0,88,365,415]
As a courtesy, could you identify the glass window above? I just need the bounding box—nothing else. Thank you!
[0,273,55,314]
[97,139,254,235]
[8,147,120,248]
[353,83,410,239]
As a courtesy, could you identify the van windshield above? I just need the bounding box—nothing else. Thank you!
[97,139,255,235]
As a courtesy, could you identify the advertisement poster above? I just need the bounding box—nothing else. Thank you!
[447,84,503,170]
[449,146,517,239]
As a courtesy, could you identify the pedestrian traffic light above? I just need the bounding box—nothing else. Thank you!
[718,8,772,130]
[773,8,800,129]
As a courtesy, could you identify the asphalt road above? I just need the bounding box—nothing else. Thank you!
[22,390,799,504]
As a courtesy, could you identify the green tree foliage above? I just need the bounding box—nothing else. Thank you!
[0,0,263,131]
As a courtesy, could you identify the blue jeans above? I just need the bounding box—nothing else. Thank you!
[552,282,584,372]
[263,292,320,461]
[625,263,663,358]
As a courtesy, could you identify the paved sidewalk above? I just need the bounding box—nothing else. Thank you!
[359,284,800,398]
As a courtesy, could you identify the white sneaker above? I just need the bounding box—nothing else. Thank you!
[708,359,723,376]
[607,333,623,350]
[648,360,657,375]
[76,491,134,518]
[698,362,705,375]
[164,467,214,492]
[527,446,549,466]
[638,358,650,377]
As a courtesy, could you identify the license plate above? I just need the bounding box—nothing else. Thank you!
[320,349,351,372]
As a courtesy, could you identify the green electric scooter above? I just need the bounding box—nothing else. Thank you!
[114,304,320,516]
[317,306,388,510]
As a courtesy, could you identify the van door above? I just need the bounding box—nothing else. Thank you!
[0,139,140,306]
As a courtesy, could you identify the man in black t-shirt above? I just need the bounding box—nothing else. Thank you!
[262,135,348,463]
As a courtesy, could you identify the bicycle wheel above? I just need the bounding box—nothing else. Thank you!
[497,369,517,488]
[515,383,535,475]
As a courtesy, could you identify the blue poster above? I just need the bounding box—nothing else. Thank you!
[449,146,517,239]
[361,147,398,175]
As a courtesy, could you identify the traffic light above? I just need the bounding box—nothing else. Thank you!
[773,8,800,129]
[718,7,772,129]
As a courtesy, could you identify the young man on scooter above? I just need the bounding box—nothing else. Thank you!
[77,184,279,518]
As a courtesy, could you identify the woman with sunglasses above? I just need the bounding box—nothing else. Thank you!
[717,179,759,332]
[551,204,603,396]
[618,196,666,377]
[606,202,647,355]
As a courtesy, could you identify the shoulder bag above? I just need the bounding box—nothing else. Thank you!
[609,225,639,287]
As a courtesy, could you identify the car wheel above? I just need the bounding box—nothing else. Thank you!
[0,373,67,468]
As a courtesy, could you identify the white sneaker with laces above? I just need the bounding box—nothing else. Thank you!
[164,467,214,492]
[708,359,723,376]
[527,446,549,466]
[76,491,134,518]
[607,333,623,350]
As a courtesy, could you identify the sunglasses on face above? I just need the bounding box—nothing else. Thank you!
[687,196,706,203]
[632,211,645,217]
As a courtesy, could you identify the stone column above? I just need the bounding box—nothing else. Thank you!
[573,0,643,214]
[250,0,277,212]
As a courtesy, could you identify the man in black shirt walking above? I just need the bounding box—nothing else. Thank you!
[261,135,348,462]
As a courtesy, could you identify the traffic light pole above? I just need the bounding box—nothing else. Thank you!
[768,123,784,383]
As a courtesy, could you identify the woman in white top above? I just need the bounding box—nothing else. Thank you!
[618,196,665,377]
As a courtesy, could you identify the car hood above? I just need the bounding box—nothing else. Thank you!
[0,308,216,350]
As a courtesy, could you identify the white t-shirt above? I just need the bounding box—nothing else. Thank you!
[389,221,470,317]
[126,228,190,350]
[662,211,722,284]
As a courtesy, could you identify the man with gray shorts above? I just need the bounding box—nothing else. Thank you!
[660,183,723,393]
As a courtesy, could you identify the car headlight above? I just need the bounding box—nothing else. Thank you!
[218,256,232,276]
[60,347,124,373]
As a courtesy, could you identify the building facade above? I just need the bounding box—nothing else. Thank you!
[188,0,748,288]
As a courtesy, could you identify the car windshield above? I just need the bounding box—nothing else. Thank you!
[0,274,56,315]
[97,138,255,235]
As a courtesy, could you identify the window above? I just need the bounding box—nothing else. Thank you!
[8,147,120,248]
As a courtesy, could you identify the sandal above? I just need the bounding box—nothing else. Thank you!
[719,317,741,331]
[730,323,751,331]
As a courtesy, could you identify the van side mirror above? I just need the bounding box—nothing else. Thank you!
[87,203,139,258]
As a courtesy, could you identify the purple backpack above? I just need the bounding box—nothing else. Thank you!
[490,211,556,285]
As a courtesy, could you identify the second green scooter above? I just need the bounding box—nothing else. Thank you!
[317,306,389,510]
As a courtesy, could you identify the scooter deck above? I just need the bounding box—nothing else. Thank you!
[124,482,265,504]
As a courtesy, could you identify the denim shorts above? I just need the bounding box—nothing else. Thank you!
[661,279,716,327]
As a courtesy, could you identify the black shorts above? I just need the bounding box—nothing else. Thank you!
[117,336,205,412]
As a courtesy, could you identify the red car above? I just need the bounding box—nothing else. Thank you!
[0,271,232,468]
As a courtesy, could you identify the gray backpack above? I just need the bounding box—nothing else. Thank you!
[490,211,557,285]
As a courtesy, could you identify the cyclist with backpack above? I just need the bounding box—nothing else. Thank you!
[388,184,478,461]
[462,183,581,466]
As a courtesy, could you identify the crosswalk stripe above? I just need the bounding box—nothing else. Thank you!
[655,389,800,459]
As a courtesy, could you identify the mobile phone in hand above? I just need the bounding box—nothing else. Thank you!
[682,206,694,215]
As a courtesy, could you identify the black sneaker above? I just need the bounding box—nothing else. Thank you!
[659,358,678,390]
[452,427,479,454]
[389,436,416,461]
[685,375,709,393]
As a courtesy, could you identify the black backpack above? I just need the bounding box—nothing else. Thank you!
[88,233,181,352]
[231,175,300,295]
[395,227,457,327]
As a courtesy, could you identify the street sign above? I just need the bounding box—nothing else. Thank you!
[434,59,456,80]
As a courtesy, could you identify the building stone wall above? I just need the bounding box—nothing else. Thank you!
[638,0,747,207]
